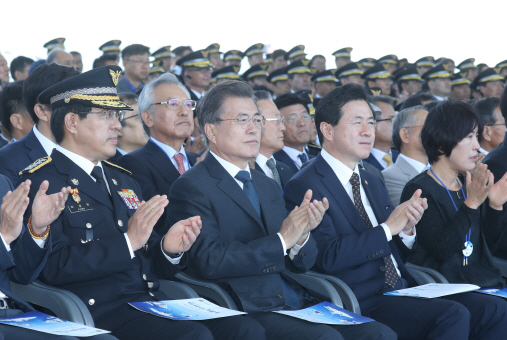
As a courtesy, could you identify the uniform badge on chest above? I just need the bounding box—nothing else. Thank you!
[70,188,81,203]
[117,189,141,209]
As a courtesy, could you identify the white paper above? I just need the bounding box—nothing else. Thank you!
[129,298,246,320]
[274,301,373,325]
[0,311,110,337]
[384,283,479,298]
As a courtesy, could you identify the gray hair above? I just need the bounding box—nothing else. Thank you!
[392,105,427,151]
[46,49,64,64]
[253,90,273,102]
[197,80,257,146]
[137,72,191,135]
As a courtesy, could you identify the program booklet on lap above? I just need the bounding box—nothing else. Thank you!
[0,311,110,337]
[274,301,374,325]
[384,283,480,298]
[129,298,246,320]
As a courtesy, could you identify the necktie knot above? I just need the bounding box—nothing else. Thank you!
[266,158,276,170]
[173,153,185,175]
[91,166,104,181]
[382,153,393,167]
[235,170,252,184]
[349,172,360,187]
[298,153,308,165]
[266,157,282,189]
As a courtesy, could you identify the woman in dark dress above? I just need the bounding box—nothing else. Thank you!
[401,100,507,287]
[400,100,507,340]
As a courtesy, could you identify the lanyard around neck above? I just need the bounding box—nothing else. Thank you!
[429,168,467,212]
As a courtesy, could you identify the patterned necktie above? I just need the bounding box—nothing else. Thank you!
[382,153,393,167]
[349,172,399,287]
[173,153,186,175]
[235,171,261,217]
[91,166,111,201]
[266,158,282,188]
[298,153,308,166]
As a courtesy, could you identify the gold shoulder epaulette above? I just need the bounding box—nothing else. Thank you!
[19,156,52,175]
[309,142,322,149]
[103,161,132,175]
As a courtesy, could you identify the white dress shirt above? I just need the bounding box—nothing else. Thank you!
[282,146,308,169]
[210,151,307,258]
[479,147,489,156]
[370,148,393,169]
[256,153,275,179]
[48,146,181,264]
[150,137,190,172]
[398,154,427,173]
[33,125,57,156]
[321,149,416,276]
[190,88,205,99]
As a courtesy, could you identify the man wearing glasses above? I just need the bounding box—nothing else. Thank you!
[253,90,294,190]
[118,73,200,236]
[176,50,213,101]
[273,94,314,174]
[117,44,150,94]
[363,96,399,171]
[20,66,226,340]
[165,81,394,339]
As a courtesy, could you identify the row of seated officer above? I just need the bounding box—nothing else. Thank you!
[2,64,506,340]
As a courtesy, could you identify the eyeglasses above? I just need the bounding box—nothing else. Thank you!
[188,67,214,74]
[287,114,311,124]
[265,117,285,125]
[487,123,506,127]
[126,59,150,66]
[376,117,394,123]
[213,114,266,129]
[76,109,125,122]
[150,99,197,111]
[122,114,139,121]
[403,125,423,129]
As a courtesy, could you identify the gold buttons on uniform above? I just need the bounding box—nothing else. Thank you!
[86,223,92,229]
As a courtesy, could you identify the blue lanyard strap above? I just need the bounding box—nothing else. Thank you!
[429,168,467,212]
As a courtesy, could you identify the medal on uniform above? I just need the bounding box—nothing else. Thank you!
[112,179,117,185]
[462,228,473,266]
[117,189,140,209]
[71,178,79,185]
[70,188,81,204]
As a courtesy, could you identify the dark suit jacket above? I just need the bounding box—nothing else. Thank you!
[165,153,318,313]
[253,159,295,190]
[284,154,417,316]
[363,149,400,171]
[116,76,134,94]
[273,149,315,174]
[484,135,507,258]
[0,137,7,149]
[0,175,52,312]
[107,149,123,164]
[185,85,200,102]
[0,129,47,186]
[117,139,198,235]
[20,150,174,325]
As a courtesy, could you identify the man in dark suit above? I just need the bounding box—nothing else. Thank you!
[0,64,79,185]
[285,84,504,339]
[165,81,396,340]
[118,73,198,235]
[0,176,115,339]
[273,94,314,173]
[252,90,294,190]
[363,96,399,171]
[20,66,261,340]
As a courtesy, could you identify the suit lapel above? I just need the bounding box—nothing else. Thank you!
[25,130,48,162]
[52,151,114,211]
[315,156,369,233]
[103,165,126,216]
[360,169,390,223]
[397,156,420,178]
[145,140,181,184]
[365,153,383,171]
[206,154,265,231]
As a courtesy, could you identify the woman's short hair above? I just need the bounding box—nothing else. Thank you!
[421,100,483,164]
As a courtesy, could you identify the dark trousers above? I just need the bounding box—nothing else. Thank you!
[251,312,396,340]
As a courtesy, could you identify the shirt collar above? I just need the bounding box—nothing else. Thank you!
[150,137,187,161]
[210,151,250,179]
[55,145,102,177]
[283,145,307,160]
[124,77,144,93]
[479,147,489,156]
[33,125,57,156]
[320,149,360,188]
[190,88,205,99]
[256,153,273,168]
[398,153,427,173]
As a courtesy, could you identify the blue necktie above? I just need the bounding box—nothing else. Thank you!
[235,170,261,217]
[298,153,308,166]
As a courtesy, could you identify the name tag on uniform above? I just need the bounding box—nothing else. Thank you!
[68,203,93,213]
